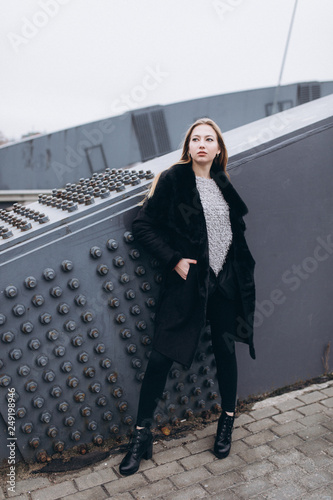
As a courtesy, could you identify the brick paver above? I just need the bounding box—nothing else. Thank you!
[3,380,332,500]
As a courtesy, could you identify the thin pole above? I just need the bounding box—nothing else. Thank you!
[272,0,298,114]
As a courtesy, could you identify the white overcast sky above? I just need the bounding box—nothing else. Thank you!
[1,0,333,139]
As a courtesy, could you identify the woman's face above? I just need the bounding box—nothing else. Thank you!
[188,124,221,166]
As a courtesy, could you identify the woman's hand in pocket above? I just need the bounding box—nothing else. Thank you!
[173,258,197,280]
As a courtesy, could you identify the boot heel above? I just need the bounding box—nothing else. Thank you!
[143,443,153,460]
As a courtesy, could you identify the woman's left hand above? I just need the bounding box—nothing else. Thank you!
[173,258,197,280]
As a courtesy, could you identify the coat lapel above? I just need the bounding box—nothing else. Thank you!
[170,161,248,245]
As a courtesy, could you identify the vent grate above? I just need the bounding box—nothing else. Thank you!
[298,83,321,105]
[132,108,171,162]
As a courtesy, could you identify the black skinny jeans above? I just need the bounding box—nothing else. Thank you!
[136,268,238,427]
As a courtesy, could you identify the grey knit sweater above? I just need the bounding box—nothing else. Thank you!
[195,176,232,276]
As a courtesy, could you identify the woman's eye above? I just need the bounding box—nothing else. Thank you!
[207,138,213,142]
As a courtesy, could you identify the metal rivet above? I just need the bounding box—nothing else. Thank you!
[90,246,102,259]
[126,344,137,355]
[36,354,49,367]
[109,297,120,308]
[83,367,95,378]
[94,343,106,354]
[117,401,128,412]
[135,266,146,276]
[120,328,131,339]
[5,285,18,298]
[29,437,40,449]
[67,376,79,388]
[122,415,133,426]
[81,311,93,323]
[97,264,109,276]
[22,423,33,434]
[103,281,114,292]
[46,329,59,341]
[123,231,134,243]
[13,304,26,317]
[32,396,45,409]
[73,391,85,403]
[61,260,73,272]
[32,294,45,306]
[109,424,119,434]
[89,383,101,393]
[64,416,75,426]
[141,335,152,346]
[71,335,84,347]
[100,358,112,369]
[9,348,23,360]
[40,411,52,424]
[115,313,126,324]
[17,365,30,377]
[43,370,56,382]
[106,239,118,251]
[87,328,99,339]
[78,352,89,363]
[113,256,125,268]
[24,276,38,289]
[64,320,76,332]
[131,358,142,369]
[47,426,58,438]
[43,268,56,281]
[119,273,130,284]
[130,305,141,315]
[39,313,52,325]
[129,249,140,260]
[170,369,180,379]
[80,406,92,417]
[50,386,62,398]
[0,374,11,387]
[136,320,146,331]
[16,407,27,419]
[61,361,72,373]
[141,282,151,292]
[53,441,65,452]
[0,314,6,326]
[87,421,97,431]
[68,278,80,290]
[53,346,65,357]
[57,402,69,412]
[2,331,15,343]
[95,396,107,406]
[74,294,87,306]
[25,380,38,392]
[102,410,113,421]
[21,322,34,334]
[28,339,41,350]
[58,303,70,315]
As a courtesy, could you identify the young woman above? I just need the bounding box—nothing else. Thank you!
[119,118,256,476]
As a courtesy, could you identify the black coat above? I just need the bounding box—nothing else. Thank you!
[132,159,256,368]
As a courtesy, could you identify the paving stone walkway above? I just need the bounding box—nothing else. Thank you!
[2,380,333,500]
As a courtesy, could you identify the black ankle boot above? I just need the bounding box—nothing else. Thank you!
[213,410,235,459]
[119,427,153,476]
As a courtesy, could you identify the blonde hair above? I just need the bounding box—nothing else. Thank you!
[145,118,228,201]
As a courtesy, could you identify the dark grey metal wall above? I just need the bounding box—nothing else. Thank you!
[1,81,332,192]
[0,97,332,463]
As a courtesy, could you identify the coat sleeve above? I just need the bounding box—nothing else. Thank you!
[132,170,183,271]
